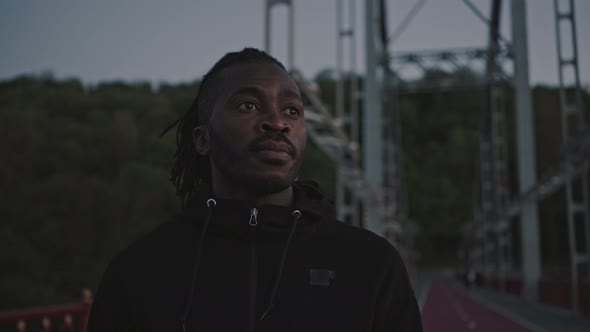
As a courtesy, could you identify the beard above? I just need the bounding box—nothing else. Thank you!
[207,127,304,195]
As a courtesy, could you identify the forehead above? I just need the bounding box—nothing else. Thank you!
[216,61,300,98]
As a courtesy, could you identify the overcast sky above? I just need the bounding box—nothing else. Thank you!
[1,0,588,86]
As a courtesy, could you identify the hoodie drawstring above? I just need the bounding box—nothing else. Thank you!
[259,209,302,321]
[180,198,216,332]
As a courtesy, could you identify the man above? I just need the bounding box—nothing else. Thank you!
[88,48,422,332]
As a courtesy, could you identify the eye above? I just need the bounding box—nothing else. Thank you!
[238,101,258,112]
[284,106,302,119]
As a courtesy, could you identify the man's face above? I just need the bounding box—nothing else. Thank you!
[198,61,307,195]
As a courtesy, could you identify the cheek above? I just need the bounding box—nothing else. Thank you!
[211,120,250,147]
[295,128,307,151]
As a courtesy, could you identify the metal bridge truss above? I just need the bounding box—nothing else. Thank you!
[552,0,590,313]
[267,4,587,296]
[388,3,588,307]
[266,0,393,241]
[291,70,381,218]
[407,0,589,311]
[477,0,513,285]
[388,44,514,276]
[378,0,409,248]
[391,47,512,93]
[484,1,590,311]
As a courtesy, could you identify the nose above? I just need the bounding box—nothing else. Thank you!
[261,110,289,133]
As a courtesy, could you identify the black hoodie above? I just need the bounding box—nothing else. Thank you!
[88,181,422,331]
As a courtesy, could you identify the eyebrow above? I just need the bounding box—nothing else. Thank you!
[278,89,302,100]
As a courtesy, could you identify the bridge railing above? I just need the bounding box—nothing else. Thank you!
[0,289,92,332]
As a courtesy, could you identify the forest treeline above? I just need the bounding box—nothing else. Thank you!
[0,70,587,309]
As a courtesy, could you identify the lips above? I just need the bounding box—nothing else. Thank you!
[251,141,293,156]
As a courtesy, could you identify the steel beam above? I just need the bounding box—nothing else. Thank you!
[512,0,541,302]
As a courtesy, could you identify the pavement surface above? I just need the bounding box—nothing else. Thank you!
[422,281,532,332]
[415,272,590,332]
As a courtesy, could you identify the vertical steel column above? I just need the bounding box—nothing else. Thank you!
[349,0,361,228]
[478,139,495,274]
[472,176,485,272]
[490,84,511,281]
[488,0,505,280]
[264,0,271,53]
[364,0,384,234]
[336,0,346,222]
[478,0,504,278]
[512,0,541,302]
[336,0,362,227]
[553,0,590,313]
[378,0,405,250]
[288,1,294,69]
[264,0,294,70]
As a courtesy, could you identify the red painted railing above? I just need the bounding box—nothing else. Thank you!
[0,289,92,332]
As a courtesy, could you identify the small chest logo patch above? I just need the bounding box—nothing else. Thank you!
[309,269,336,286]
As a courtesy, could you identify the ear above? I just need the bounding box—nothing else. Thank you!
[193,125,210,155]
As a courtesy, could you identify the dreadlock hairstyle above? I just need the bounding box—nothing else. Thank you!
[161,48,287,208]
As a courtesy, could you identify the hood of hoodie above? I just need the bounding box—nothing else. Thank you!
[177,180,335,235]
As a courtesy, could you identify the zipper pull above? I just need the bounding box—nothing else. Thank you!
[249,208,258,226]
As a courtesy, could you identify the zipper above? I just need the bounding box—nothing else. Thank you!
[249,207,259,226]
[249,208,258,332]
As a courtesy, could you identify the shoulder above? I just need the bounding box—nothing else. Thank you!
[318,219,397,251]
[315,219,406,269]
[103,216,194,277]
[93,216,199,304]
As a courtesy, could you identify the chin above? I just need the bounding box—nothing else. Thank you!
[242,171,295,195]
[212,154,302,195]
[255,176,294,194]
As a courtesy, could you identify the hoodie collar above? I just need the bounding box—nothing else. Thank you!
[180,180,334,233]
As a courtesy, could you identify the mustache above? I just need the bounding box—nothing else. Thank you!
[248,132,297,158]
